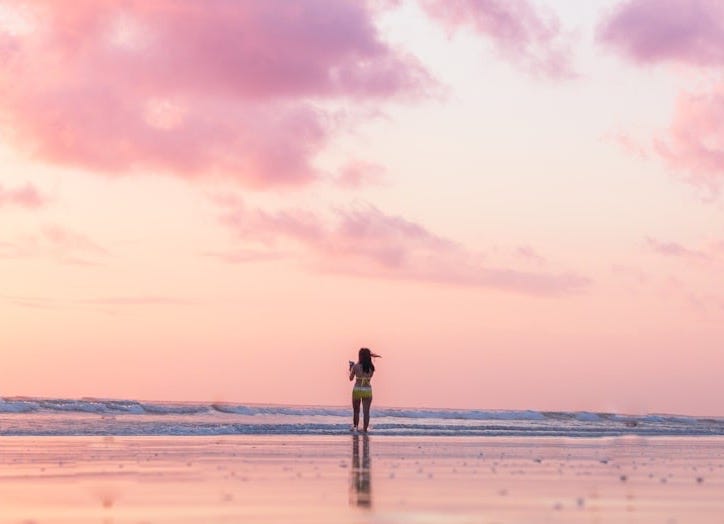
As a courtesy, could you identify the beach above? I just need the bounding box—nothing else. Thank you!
[3,1,724,521]
[1,435,722,523]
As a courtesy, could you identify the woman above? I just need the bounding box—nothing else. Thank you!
[349,347,376,432]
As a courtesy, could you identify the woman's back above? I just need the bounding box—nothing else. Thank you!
[350,347,377,432]
[352,363,373,387]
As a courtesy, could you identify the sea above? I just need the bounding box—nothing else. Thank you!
[1,397,722,438]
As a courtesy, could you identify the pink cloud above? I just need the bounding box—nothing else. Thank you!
[216,199,589,296]
[0,0,431,186]
[645,236,710,260]
[0,293,191,312]
[335,160,387,188]
[604,131,650,160]
[598,0,724,66]
[222,204,326,247]
[79,296,191,306]
[0,224,107,265]
[42,225,107,256]
[598,1,724,191]
[202,249,284,264]
[611,264,648,285]
[419,0,575,78]
[655,85,724,192]
[514,245,546,265]
[653,274,724,314]
[0,182,46,208]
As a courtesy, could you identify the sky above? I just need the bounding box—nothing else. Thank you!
[1,0,723,416]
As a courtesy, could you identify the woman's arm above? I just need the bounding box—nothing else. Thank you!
[349,363,357,381]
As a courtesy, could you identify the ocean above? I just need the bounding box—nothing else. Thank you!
[1,397,722,437]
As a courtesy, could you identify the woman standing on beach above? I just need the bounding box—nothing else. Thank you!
[349,348,377,432]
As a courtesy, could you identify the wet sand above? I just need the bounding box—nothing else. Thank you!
[0,435,722,523]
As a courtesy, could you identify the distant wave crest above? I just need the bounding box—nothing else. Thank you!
[1,397,722,437]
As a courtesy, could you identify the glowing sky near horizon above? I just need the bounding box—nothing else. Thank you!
[1,0,723,415]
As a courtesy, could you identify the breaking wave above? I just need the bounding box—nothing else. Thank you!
[1,397,722,437]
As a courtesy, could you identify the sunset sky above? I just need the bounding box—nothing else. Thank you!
[1,0,723,415]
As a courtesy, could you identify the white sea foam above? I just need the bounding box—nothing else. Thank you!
[0,397,722,437]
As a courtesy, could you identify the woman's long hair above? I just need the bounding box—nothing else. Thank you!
[358,347,375,374]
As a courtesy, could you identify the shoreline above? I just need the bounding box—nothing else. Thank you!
[3,398,723,439]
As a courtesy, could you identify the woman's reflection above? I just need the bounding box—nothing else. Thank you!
[349,434,372,508]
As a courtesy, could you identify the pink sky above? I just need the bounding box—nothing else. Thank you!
[1,0,722,415]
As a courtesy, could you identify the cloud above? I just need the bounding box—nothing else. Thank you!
[598,0,724,66]
[645,236,710,260]
[202,249,284,264]
[598,1,724,191]
[655,85,724,192]
[41,225,107,255]
[334,160,387,188]
[215,198,589,296]
[514,245,546,265]
[0,182,46,208]
[604,131,650,160]
[0,224,107,265]
[611,264,648,285]
[0,293,192,312]
[418,0,575,78]
[654,275,724,314]
[78,296,192,306]
[41,225,108,266]
[0,0,432,186]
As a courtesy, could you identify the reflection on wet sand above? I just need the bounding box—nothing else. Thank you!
[1,436,721,523]
[349,434,371,508]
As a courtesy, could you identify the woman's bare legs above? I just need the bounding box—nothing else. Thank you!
[352,397,361,429]
[361,397,372,432]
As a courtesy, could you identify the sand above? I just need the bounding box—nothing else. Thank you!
[0,435,722,523]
